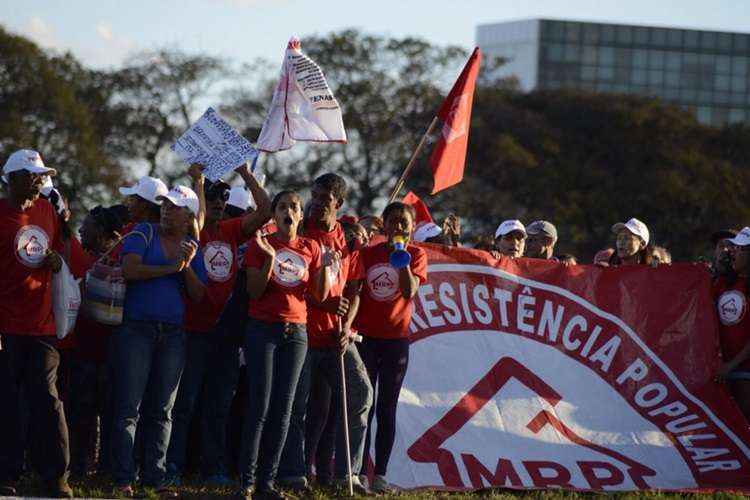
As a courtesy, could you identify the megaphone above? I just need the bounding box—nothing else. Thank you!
[389,235,412,269]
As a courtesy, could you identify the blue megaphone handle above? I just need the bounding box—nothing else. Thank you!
[389,242,412,269]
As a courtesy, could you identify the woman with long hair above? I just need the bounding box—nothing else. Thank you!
[608,218,654,266]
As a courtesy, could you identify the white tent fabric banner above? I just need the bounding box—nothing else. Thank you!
[256,37,347,153]
[171,107,259,182]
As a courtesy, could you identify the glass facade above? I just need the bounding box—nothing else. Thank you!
[536,20,750,127]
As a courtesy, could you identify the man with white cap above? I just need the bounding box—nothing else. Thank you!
[525,220,558,260]
[119,176,169,230]
[611,217,651,266]
[110,183,208,497]
[0,149,73,497]
[493,219,527,258]
[166,163,271,487]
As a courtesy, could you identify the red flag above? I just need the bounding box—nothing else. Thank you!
[429,48,481,194]
[403,191,441,242]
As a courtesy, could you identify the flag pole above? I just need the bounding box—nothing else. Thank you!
[388,116,439,203]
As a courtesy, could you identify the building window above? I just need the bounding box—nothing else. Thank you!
[734,34,749,52]
[545,21,565,41]
[565,22,581,42]
[583,24,600,43]
[715,92,731,105]
[615,48,632,67]
[615,66,630,84]
[698,90,713,104]
[701,32,718,50]
[597,65,615,81]
[715,74,731,92]
[732,56,747,75]
[599,46,615,65]
[665,71,681,88]
[649,50,665,69]
[665,89,680,101]
[681,88,698,101]
[632,68,647,85]
[582,45,598,64]
[649,70,664,86]
[617,25,633,44]
[667,29,683,48]
[597,82,614,92]
[633,49,648,68]
[564,44,580,63]
[581,66,597,81]
[601,25,616,43]
[731,92,745,105]
[634,27,650,45]
[731,76,746,92]
[718,33,733,51]
[545,44,565,62]
[665,51,682,71]
[716,55,732,74]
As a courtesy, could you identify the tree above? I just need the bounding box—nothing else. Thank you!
[0,25,126,216]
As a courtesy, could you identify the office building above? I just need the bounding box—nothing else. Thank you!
[476,19,750,126]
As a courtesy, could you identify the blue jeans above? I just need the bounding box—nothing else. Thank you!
[110,320,185,488]
[238,319,307,490]
[280,344,373,480]
[166,330,240,477]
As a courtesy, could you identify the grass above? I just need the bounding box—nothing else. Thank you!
[10,474,750,499]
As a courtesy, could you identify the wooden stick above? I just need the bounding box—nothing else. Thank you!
[338,318,354,496]
[388,116,439,203]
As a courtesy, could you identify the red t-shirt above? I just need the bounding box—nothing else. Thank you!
[184,218,246,333]
[244,234,322,324]
[350,241,427,338]
[714,277,750,371]
[0,198,62,336]
[304,221,350,349]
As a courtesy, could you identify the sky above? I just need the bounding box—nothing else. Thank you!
[2,0,750,69]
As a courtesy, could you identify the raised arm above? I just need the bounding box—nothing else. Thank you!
[188,163,206,234]
[237,164,272,238]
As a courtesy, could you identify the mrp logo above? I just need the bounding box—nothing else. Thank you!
[14,225,50,268]
[387,262,750,491]
[367,264,399,302]
[407,357,656,490]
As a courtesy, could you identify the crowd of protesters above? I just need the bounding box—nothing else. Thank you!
[1,148,749,499]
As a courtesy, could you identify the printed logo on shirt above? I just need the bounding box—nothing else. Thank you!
[14,225,50,268]
[321,244,341,285]
[367,263,400,302]
[718,290,747,326]
[272,249,307,288]
[203,241,234,282]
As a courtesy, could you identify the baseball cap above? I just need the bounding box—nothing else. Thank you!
[226,186,256,211]
[158,185,200,216]
[2,149,56,177]
[711,229,738,245]
[495,220,526,239]
[611,218,650,246]
[119,176,169,205]
[526,220,558,241]
[728,227,750,247]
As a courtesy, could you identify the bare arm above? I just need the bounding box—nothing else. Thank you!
[246,232,276,300]
[121,253,180,281]
[238,164,272,238]
[309,265,331,304]
[342,280,362,331]
[189,164,206,233]
[179,240,205,301]
[398,264,420,299]
[718,341,750,381]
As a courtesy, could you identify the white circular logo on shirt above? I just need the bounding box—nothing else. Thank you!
[718,290,747,326]
[203,241,234,282]
[272,249,307,288]
[14,225,50,268]
[366,263,400,302]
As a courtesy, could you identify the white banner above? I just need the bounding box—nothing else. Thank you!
[171,107,258,181]
[256,37,347,153]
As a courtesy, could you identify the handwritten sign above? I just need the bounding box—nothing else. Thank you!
[171,107,259,181]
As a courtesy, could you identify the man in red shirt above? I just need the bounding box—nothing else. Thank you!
[278,174,373,494]
[0,149,73,498]
[165,164,271,486]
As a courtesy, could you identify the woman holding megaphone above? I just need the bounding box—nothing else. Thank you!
[345,202,427,493]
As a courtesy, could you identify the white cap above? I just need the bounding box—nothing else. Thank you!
[612,218,650,246]
[119,176,169,205]
[2,149,56,177]
[227,186,256,211]
[158,185,200,216]
[729,227,750,247]
[413,222,442,242]
[495,220,526,239]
